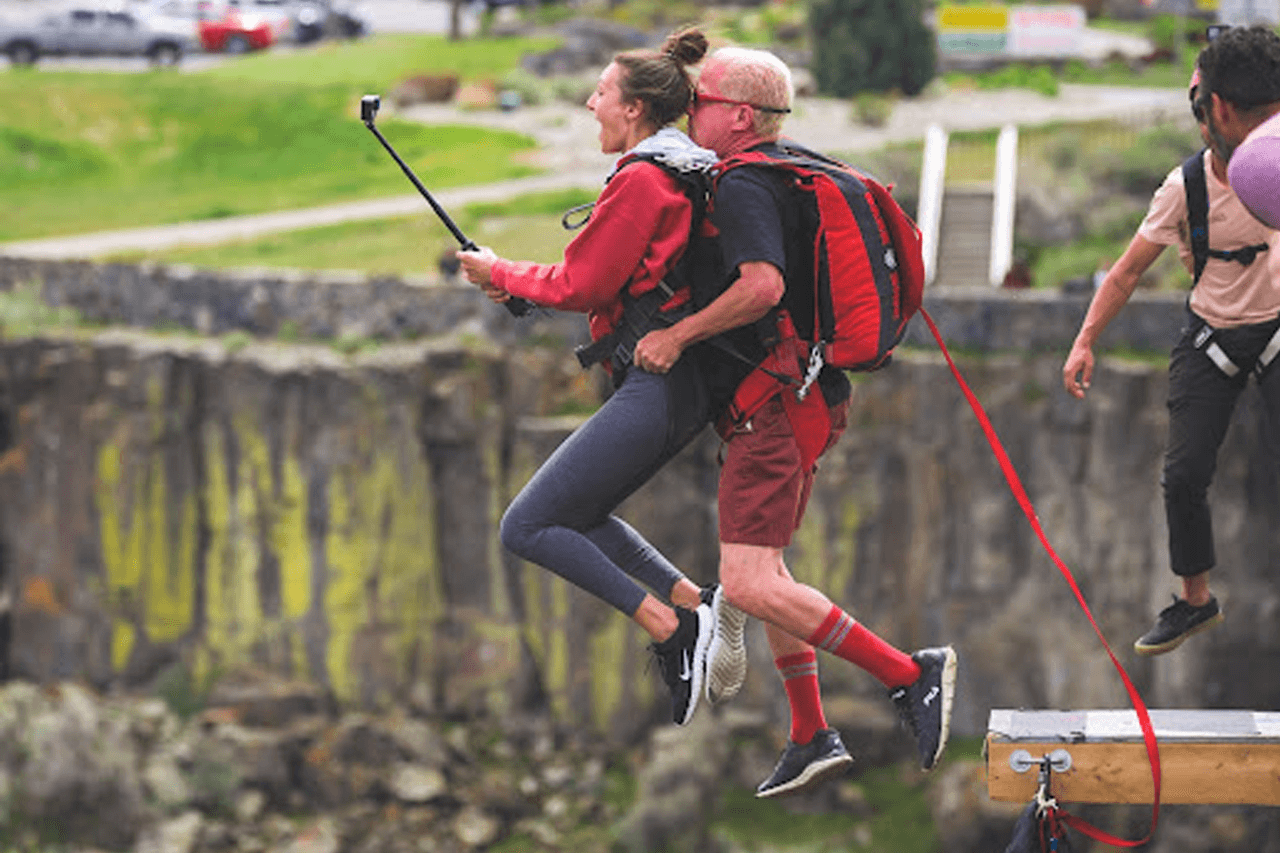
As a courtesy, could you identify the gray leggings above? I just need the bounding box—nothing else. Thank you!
[500,358,712,615]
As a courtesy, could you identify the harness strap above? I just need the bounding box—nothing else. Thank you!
[1256,323,1280,375]
[714,312,832,471]
[1206,243,1269,266]
[1183,149,1269,285]
[574,280,679,370]
[1193,324,1243,378]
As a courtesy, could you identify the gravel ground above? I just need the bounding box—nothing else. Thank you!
[401,82,1189,169]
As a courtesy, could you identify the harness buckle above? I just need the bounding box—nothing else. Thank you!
[1235,245,1261,265]
[1193,323,1242,377]
[796,343,824,401]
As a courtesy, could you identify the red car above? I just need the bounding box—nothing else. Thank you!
[196,4,279,53]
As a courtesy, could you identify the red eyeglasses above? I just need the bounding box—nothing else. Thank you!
[692,90,791,114]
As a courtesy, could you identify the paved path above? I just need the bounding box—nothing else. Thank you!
[0,169,608,259]
[0,83,1189,260]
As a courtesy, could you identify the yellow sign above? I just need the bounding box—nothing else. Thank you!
[938,6,1010,31]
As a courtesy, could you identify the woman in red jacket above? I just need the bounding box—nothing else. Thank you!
[458,28,737,727]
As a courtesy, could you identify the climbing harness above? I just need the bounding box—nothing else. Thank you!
[1192,319,1280,379]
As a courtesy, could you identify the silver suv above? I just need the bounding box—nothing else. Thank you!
[0,4,196,66]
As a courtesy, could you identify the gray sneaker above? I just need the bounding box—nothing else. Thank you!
[756,728,855,798]
[703,584,747,704]
[1134,595,1223,656]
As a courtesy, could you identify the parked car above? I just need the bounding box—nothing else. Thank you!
[289,0,367,43]
[321,0,364,39]
[0,3,196,66]
[215,0,362,44]
[195,1,281,52]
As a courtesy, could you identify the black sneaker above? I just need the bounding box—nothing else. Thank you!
[1134,595,1223,656]
[648,603,712,726]
[888,646,957,771]
[702,584,747,704]
[756,728,855,798]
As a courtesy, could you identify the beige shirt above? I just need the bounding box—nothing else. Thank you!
[1138,148,1280,328]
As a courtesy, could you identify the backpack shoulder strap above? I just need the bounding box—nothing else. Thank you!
[1183,148,1210,286]
[621,152,711,220]
[572,154,712,374]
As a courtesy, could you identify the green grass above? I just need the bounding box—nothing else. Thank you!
[0,34,558,241]
[199,33,559,88]
[715,786,870,852]
[859,765,938,852]
[946,52,1196,92]
[108,187,599,274]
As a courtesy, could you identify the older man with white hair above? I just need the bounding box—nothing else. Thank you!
[634,46,957,798]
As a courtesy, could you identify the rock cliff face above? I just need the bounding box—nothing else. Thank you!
[2,260,1279,851]
[0,328,1276,745]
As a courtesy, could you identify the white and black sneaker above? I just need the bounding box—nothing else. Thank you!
[702,584,747,704]
[888,646,957,770]
[756,728,855,798]
[648,603,712,726]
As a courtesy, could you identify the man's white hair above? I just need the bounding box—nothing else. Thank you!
[709,46,793,137]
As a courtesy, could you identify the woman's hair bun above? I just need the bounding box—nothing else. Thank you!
[662,28,708,67]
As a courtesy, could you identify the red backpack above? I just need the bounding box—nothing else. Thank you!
[711,142,926,468]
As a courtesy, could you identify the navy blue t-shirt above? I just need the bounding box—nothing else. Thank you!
[705,142,851,407]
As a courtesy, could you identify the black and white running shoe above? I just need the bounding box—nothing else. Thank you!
[756,728,855,798]
[888,646,957,770]
[649,603,713,726]
[702,584,747,704]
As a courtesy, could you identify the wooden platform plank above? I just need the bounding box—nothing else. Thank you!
[986,709,1280,805]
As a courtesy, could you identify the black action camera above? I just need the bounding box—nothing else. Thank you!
[360,94,380,125]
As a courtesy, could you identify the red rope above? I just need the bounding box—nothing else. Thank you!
[918,308,1160,847]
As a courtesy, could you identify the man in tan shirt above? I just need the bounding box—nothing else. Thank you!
[1063,70,1280,655]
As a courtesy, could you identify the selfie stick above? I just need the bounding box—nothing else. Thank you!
[360,94,531,317]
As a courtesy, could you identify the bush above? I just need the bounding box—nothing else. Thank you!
[986,63,1059,97]
[500,67,550,107]
[809,0,935,96]
[1101,123,1200,196]
[852,91,895,127]
[1147,13,1199,55]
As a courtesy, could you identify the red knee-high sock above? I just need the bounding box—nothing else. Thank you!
[807,605,921,688]
[776,650,827,745]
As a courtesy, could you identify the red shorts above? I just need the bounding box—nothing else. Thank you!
[718,395,850,547]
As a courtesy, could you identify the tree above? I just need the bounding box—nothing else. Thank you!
[449,0,466,41]
[809,0,936,97]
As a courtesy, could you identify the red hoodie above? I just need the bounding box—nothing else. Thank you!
[490,159,694,343]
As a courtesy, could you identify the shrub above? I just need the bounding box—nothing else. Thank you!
[1147,13,1199,55]
[500,67,550,107]
[1101,124,1200,196]
[809,0,935,96]
[852,91,895,127]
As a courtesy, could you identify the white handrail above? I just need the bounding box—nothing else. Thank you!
[917,123,948,287]
[990,124,1018,287]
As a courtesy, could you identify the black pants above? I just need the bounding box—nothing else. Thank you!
[1164,311,1280,576]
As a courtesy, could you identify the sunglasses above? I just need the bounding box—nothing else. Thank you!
[1192,25,1230,121]
[692,90,791,114]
